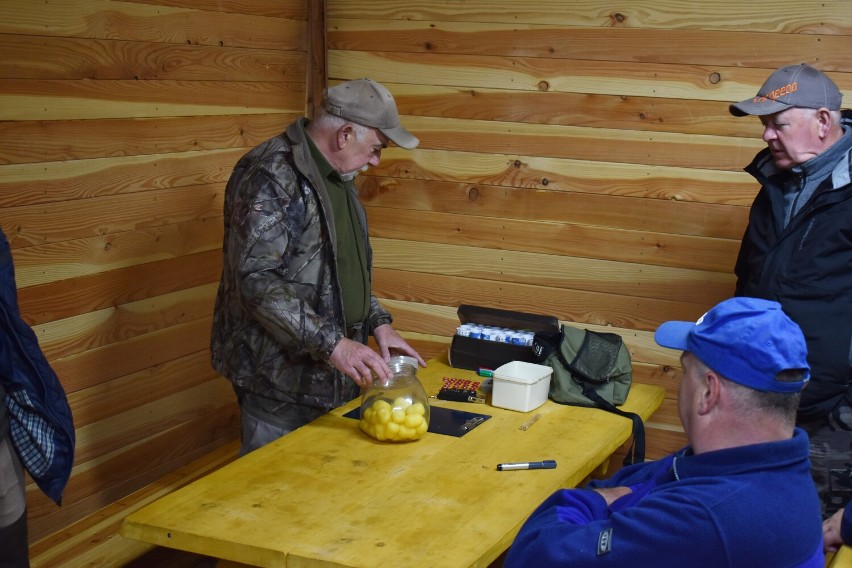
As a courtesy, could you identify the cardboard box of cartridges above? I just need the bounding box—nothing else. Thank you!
[447,304,559,371]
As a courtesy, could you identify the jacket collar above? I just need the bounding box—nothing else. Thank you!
[673,427,811,480]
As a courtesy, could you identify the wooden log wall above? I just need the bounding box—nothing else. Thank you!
[326,1,852,462]
[1,0,307,543]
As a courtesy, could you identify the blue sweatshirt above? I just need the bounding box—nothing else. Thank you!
[505,428,823,567]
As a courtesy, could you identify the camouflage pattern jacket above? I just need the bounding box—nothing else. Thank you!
[210,119,392,423]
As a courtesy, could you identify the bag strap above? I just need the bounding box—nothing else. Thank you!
[576,387,646,467]
[551,330,646,467]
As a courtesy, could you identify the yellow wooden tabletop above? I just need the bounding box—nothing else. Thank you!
[121,355,665,568]
[828,545,852,567]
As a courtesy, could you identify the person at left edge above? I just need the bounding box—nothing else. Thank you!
[211,78,426,455]
[0,226,75,567]
[504,297,823,567]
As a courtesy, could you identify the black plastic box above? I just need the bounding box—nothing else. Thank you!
[447,304,559,371]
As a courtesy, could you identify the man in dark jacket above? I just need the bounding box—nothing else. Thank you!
[211,79,426,454]
[730,63,852,516]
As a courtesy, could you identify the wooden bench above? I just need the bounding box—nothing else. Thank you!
[29,440,240,568]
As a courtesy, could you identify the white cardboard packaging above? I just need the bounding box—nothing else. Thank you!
[491,361,552,412]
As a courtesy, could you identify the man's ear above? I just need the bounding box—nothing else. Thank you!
[816,108,834,138]
[697,371,722,416]
[337,124,354,148]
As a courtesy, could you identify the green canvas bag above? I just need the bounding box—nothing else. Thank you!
[532,324,645,465]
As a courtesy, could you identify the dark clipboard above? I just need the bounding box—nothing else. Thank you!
[343,406,491,437]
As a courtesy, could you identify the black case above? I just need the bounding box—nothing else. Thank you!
[447,304,559,371]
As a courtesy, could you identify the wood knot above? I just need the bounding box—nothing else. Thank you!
[610,12,626,25]
[467,187,480,201]
[537,81,550,92]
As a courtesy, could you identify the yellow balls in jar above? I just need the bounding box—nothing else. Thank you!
[360,396,428,442]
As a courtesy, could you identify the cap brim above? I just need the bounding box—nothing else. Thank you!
[654,321,694,351]
[729,98,793,117]
[381,125,419,150]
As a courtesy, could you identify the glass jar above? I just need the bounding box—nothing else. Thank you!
[359,356,430,442]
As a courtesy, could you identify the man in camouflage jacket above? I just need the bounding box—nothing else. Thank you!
[211,79,425,453]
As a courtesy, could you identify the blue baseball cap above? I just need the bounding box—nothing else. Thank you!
[654,297,810,393]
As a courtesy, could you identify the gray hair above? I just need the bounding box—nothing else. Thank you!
[798,106,842,128]
[694,358,801,424]
[308,108,371,140]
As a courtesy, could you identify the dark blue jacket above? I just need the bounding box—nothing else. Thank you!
[735,111,852,420]
[505,429,823,567]
[0,228,75,505]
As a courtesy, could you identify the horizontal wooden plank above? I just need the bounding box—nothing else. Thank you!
[647,397,682,430]
[373,268,710,332]
[2,78,302,121]
[17,249,222,326]
[329,50,852,103]
[68,350,221,428]
[0,149,242,209]
[401,115,763,171]
[327,0,852,34]
[9,218,222,287]
[371,238,735,305]
[126,0,306,19]
[0,113,294,165]
[3,0,305,50]
[0,80,304,121]
[366,207,740,273]
[33,283,217,359]
[70,378,234,465]
[387,83,766,138]
[0,34,306,81]
[644,428,687,461]
[49,316,214,393]
[2,184,224,248]
[329,19,852,70]
[358,176,751,240]
[368,147,758,206]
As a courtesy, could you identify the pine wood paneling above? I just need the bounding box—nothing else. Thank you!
[3,0,306,50]
[0,35,305,81]
[358,176,750,239]
[327,1,852,34]
[329,18,852,71]
[384,83,766,137]
[0,114,296,165]
[0,0,305,544]
[366,207,741,273]
[398,115,764,171]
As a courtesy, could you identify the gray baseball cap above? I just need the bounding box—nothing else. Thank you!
[729,64,842,117]
[323,78,419,149]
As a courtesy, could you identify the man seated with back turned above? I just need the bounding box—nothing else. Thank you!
[504,297,824,567]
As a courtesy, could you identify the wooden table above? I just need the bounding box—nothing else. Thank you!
[829,545,852,567]
[121,355,665,568]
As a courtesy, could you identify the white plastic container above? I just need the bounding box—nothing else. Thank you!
[491,361,552,412]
